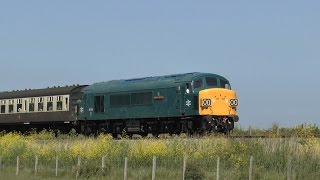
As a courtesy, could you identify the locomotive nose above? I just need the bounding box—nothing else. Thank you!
[198,88,239,118]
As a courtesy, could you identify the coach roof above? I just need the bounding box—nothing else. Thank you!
[0,85,85,99]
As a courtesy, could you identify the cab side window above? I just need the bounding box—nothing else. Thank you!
[185,83,191,94]
[220,79,231,89]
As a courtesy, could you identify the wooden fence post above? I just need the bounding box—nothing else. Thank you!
[182,156,187,180]
[16,156,19,175]
[55,156,59,177]
[124,157,128,180]
[76,156,81,178]
[102,156,106,172]
[35,155,38,175]
[287,157,292,180]
[216,157,220,180]
[249,156,253,180]
[152,156,157,180]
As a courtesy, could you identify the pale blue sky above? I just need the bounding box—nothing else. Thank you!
[1,1,319,128]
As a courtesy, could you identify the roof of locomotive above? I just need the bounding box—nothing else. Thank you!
[0,85,86,99]
[83,72,228,93]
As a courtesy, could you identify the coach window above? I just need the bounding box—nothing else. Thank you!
[206,77,218,87]
[47,97,53,111]
[17,99,23,112]
[9,100,14,113]
[9,105,14,113]
[57,96,63,111]
[38,97,44,111]
[94,95,104,113]
[9,105,13,113]
[0,101,5,114]
[29,98,35,112]
[1,105,5,113]
[29,103,35,112]
[1,100,6,113]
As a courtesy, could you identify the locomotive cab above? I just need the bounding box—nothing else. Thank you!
[189,75,239,133]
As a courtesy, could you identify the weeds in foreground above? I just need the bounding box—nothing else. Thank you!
[0,124,319,179]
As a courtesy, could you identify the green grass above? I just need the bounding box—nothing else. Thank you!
[0,127,319,179]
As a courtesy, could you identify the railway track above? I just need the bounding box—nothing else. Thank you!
[228,135,277,138]
[227,135,320,138]
[130,134,320,139]
[2,131,319,139]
